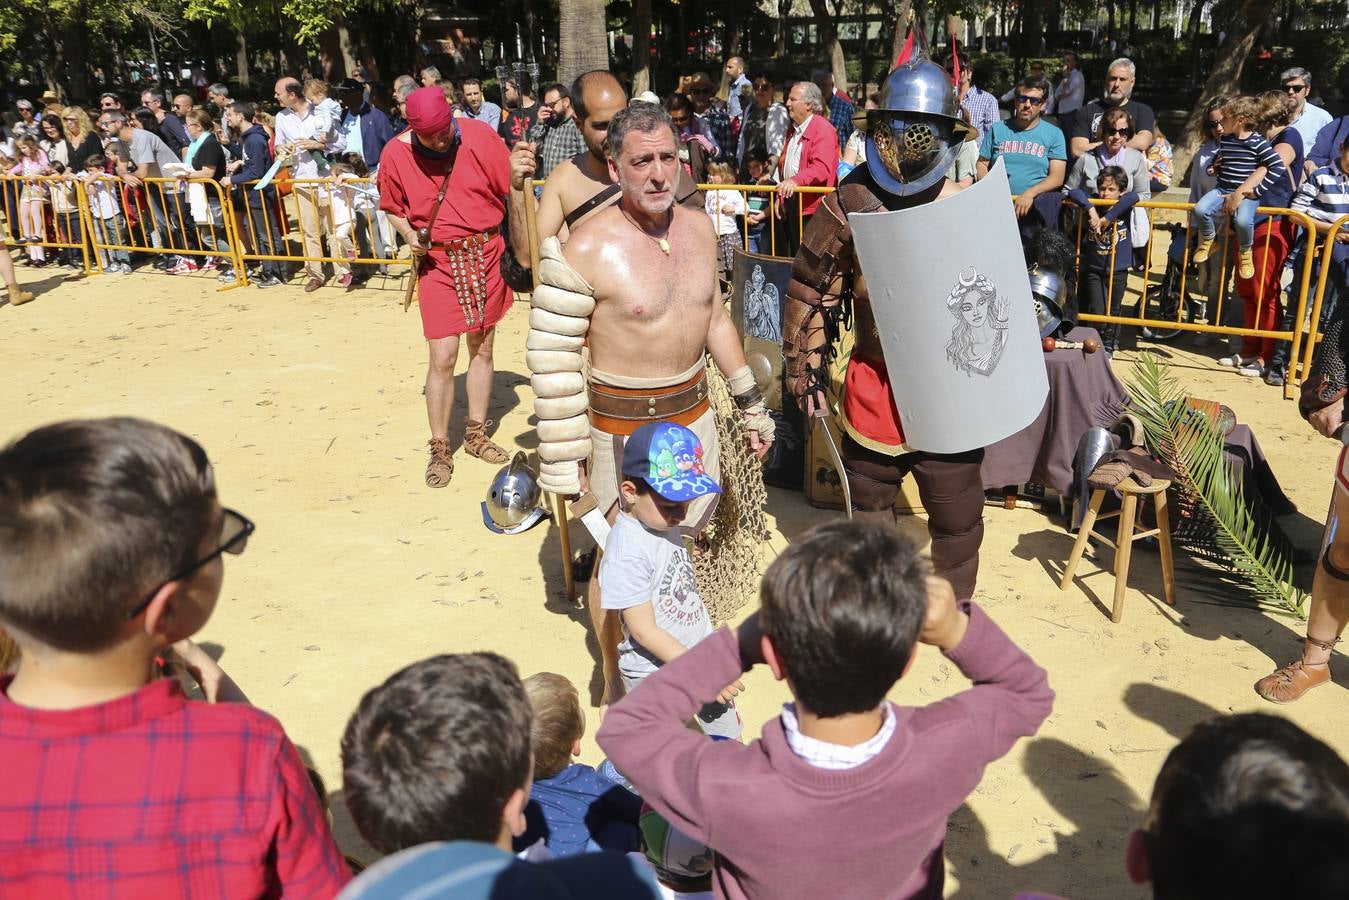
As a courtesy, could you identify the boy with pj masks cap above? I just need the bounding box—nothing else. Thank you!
[598,422,742,738]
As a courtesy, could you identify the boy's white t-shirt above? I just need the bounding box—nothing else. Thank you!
[599,511,713,681]
[703,188,745,237]
[79,174,121,218]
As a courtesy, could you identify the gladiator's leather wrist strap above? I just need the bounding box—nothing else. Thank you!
[727,366,763,411]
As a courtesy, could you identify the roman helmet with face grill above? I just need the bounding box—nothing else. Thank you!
[855,50,977,196]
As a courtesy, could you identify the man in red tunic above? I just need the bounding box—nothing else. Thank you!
[380,87,528,486]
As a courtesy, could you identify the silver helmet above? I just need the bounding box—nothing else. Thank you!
[1027,265,1067,339]
[856,53,976,196]
[481,452,548,535]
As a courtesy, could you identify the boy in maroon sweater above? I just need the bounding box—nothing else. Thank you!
[597,520,1054,899]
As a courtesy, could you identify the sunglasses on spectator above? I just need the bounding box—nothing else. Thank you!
[1015,95,1045,105]
[753,84,772,91]
[126,508,255,620]
[1205,119,1222,129]
[1106,127,1133,136]
[1284,83,1307,94]
[63,116,78,123]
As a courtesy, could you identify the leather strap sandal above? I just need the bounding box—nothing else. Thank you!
[425,438,453,488]
[1255,634,1340,704]
[463,419,509,464]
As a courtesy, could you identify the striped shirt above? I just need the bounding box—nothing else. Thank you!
[1215,131,1287,197]
[1293,162,1349,262]
[1292,162,1349,225]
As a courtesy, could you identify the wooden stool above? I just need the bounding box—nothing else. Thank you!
[1060,478,1177,622]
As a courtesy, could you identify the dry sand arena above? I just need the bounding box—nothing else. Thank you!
[5,261,1346,897]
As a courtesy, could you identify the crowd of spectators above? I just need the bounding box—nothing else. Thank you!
[4,54,1349,377]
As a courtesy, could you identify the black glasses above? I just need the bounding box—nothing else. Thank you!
[1105,127,1132,137]
[753,84,772,92]
[1205,119,1222,129]
[1284,84,1307,94]
[127,508,254,620]
[1015,95,1045,105]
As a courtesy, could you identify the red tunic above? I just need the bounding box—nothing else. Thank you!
[378,118,513,339]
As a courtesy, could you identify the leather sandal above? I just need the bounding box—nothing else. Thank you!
[463,419,509,464]
[425,438,453,488]
[1255,635,1339,704]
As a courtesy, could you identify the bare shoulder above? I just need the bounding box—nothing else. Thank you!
[561,205,621,274]
[673,204,715,240]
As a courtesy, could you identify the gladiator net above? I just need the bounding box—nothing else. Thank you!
[695,359,771,625]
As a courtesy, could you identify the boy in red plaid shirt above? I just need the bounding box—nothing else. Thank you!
[0,417,351,899]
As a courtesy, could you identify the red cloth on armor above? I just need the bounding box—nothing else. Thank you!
[842,352,907,447]
[378,119,513,339]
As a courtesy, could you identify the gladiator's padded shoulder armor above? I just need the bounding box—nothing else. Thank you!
[529,237,595,495]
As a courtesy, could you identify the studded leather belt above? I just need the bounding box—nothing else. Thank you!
[432,225,500,252]
[587,369,709,436]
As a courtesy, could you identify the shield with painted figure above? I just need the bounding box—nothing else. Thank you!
[845,158,1049,454]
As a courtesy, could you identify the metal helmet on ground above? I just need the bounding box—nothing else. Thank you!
[856,50,977,196]
[1028,264,1067,339]
[481,452,548,534]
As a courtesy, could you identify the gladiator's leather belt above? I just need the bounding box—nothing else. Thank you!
[588,370,709,436]
[432,225,500,252]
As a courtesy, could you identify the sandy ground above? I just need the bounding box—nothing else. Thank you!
[4,259,1346,899]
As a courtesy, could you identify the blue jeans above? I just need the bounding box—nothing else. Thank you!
[1195,188,1256,249]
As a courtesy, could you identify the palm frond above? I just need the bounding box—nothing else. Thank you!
[1127,354,1308,618]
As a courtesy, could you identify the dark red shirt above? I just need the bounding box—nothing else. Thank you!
[0,675,351,899]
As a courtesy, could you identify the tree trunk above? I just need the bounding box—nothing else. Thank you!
[1186,0,1205,39]
[1128,0,1138,38]
[62,19,90,102]
[776,0,791,57]
[1106,0,1116,34]
[1173,0,1277,184]
[631,0,651,94]
[808,0,847,92]
[337,21,360,80]
[1152,0,1162,31]
[234,28,251,89]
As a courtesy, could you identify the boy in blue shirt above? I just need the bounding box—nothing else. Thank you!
[1065,165,1139,355]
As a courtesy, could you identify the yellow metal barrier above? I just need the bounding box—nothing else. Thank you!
[0,175,95,273]
[235,177,408,285]
[1297,212,1349,390]
[81,176,250,290]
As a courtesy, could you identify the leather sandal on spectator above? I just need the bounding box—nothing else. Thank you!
[425,438,453,488]
[463,419,509,464]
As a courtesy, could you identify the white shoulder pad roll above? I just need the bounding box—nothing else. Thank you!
[532,372,585,398]
[536,414,591,443]
[539,473,582,495]
[526,350,584,374]
[533,283,596,317]
[537,437,592,464]
[538,236,594,294]
[527,329,586,352]
[530,307,591,337]
[535,393,590,420]
[539,460,581,478]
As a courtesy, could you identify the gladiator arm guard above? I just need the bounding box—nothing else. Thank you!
[529,237,594,495]
[727,366,776,444]
[782,194,854,406]
[1302,295,1349,421]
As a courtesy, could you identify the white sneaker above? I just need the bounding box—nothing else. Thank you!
[1237,360,1265,378]
[1218,353,1253,368]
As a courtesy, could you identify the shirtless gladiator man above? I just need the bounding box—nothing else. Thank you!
[524,103,774,702]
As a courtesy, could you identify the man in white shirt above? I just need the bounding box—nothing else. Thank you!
[1282,66,1332,157]
[1055,52,1086,115]
[273,76,349,292]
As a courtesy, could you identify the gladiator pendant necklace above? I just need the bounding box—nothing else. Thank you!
[620,206,673,254]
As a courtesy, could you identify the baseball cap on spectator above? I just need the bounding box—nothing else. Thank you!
[40,90,58,103]
[621,422,722,502]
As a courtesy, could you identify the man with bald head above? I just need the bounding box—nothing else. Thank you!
[509,70,705,252]
[724,56,751,118]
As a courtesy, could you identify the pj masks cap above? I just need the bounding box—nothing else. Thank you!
[621,421,722,503]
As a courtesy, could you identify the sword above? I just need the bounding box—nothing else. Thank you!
[812,402,852,520]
